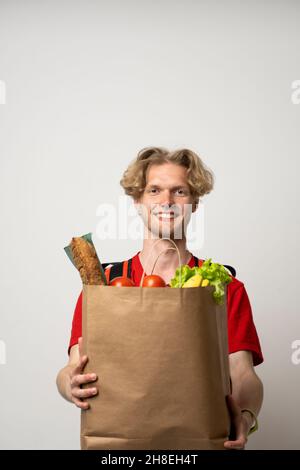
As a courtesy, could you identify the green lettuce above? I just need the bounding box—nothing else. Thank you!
[170,258,232,305]
[170,264,197,288]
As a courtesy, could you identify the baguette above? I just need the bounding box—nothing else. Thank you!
[70,237,106,285]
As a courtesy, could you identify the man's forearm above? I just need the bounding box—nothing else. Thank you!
[56,364,74,403]
[231,369,264,418]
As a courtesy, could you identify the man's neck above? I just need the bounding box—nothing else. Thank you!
[139,231,192,276]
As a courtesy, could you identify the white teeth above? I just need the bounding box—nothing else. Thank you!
[156,213,175,219]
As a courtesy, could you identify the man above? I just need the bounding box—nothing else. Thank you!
[56,146,264,450]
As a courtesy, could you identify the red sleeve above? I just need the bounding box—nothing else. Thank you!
[227,279,264,366]
[68,291,83,355]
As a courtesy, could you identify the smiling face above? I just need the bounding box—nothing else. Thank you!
[134,162,198,239]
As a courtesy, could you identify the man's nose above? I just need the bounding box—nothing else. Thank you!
[160,190,174,206]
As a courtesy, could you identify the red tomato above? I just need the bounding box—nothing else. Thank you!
[142,275,166,287]
[109,276,135,287]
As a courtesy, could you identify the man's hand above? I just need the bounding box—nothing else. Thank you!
[69,337,99,410]
[224,395,252,450]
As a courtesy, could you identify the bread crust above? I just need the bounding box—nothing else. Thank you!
[70,237,106,285]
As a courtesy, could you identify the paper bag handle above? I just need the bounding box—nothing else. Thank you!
[139,237,182,287]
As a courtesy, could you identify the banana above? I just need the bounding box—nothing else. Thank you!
[182,274,210,288]
[182,274,203,288]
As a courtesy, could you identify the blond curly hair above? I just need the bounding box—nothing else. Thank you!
[120,146,214,205]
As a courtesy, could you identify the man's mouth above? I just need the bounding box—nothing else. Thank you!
[154,212,177,220]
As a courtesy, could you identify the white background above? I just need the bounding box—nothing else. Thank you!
[0,0,299,449]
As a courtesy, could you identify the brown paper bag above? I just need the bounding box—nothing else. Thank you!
[80,276,231,450]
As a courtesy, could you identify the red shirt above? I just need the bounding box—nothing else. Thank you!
[69,252,263,366]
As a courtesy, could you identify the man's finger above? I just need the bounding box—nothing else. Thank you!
[71,373,97,387]
[73,354,88,374]
[72,386,98,399]
[224,437,246,450]
[72,397,90,410]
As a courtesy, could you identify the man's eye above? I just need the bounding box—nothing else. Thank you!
[150,188,158,193]
[175,189,186,195]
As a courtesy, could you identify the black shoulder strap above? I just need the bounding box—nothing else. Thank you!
[193,255,199,266]
[102,259,132,281]
[223,264,236,278]
[127,258,132,278]
[110,262,123,280]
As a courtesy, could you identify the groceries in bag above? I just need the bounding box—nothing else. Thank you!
[170,258,232,304]
[64,232,107,285]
